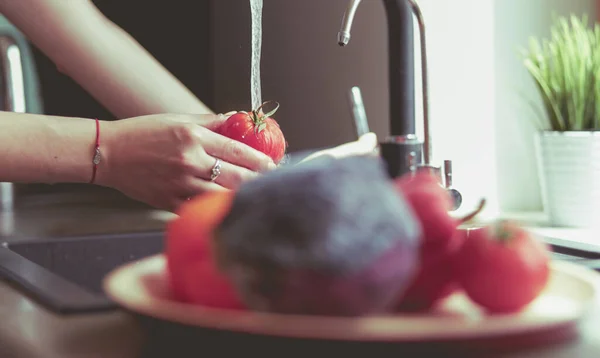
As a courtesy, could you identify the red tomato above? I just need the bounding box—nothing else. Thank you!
[453,221,551,314]
[393,172,489,311]
[217,101,287,164]
[165,191,245,310]
[395,172,456,244]
[396,233,464,311]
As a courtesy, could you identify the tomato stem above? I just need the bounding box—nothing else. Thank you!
[492,220,515,243]
[252,100,280,135]
[257,100,280,118]
[458,198,487,224]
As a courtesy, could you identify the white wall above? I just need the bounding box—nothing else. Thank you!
[411,0,596,215]
[413,0,498,216]
[213,0,597,215]
[494,0,596,212]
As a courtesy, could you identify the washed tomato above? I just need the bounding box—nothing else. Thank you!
[217,101,287,164]
[394,171,486,311]
[395,172,456,245]
[165,191,245,310]
[396,234,464,311]
[454,221,551,314]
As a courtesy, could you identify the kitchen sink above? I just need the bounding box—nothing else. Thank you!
[14,184,152,210]
[0,227,600,316]
[1,187,175,239]
[2,208,172,238]
[1,156,600,316]
[0,231,164,314]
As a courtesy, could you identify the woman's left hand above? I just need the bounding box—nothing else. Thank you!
[298,132,379,164]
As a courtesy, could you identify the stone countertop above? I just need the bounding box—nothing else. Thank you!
[0,187,172,358]
[1,189,600,357]
[0,187,175,239]
[0,281,142,358]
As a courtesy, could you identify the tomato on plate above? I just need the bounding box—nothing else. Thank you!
[453,220,551,314]
[217,101,287,164]
[393,172,486,311]
[165,191,245,310]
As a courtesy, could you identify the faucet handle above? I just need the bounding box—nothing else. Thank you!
[442,160,462,211]
[443,160,453,188]
[415,164,442,182]
[414,161,462,211]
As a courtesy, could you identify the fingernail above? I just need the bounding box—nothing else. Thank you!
[225,111,237,116]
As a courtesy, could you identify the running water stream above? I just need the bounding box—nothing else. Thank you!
[248,0,290,165]
[249,0,263,110]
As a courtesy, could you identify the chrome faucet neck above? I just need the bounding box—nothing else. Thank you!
[337,1,462,210]
[337,0,431,164]
[0,34,27,213]
[337,0,362,46]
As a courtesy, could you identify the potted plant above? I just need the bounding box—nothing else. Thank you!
[522,14,600,228]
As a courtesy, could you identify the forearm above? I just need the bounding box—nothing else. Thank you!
[58,14,215,118]
[0,112,105,184]
[0,0,213,118]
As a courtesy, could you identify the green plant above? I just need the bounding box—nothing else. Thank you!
[522,14,600,131]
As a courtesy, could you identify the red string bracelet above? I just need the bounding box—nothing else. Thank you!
[90,118,101,184]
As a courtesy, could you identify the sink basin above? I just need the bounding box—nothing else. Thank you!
[0,231,164,314]
[1,188,175,238]
[14,184,152,209]
[1,228,600,316]
[2,207,173,238]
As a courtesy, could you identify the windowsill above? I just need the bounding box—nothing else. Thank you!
[500,211,600,253]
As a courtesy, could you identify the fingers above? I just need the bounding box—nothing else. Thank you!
[298,132,380,164]
[358,132,378,148]
[175,111,237,131]
[184,176,228,193]
[204,111,239,131]
[179,143,261,190]
[194,126,276,172]
[168,178,229,212]
[357,132,380,156]
[167,151,258,212]
[183,153,258,190]
[330,132,378,157]
[210,157,259,189]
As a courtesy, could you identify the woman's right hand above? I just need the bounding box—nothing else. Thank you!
[97,113,277,211]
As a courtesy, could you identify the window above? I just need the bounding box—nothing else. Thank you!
[414,0,597,216]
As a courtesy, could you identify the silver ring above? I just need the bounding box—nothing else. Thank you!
[210,159,222,182]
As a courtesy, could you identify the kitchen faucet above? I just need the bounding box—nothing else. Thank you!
[338,0,462,210]
[339,0,417,139]
[0,34,26,213]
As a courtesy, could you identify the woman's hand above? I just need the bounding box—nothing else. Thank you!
[298,133,379,164]
[98,113,276,211]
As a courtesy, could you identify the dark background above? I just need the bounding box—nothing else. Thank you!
[30,0,215,121]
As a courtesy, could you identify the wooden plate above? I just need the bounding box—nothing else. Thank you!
[103,254,599,342]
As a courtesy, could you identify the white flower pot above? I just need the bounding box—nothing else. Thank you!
[535,131,600,228]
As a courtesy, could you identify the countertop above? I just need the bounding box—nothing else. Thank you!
[0,187,171,358]
[1,188,600,357]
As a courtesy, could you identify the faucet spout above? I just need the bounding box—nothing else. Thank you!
[337,0,362,46]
